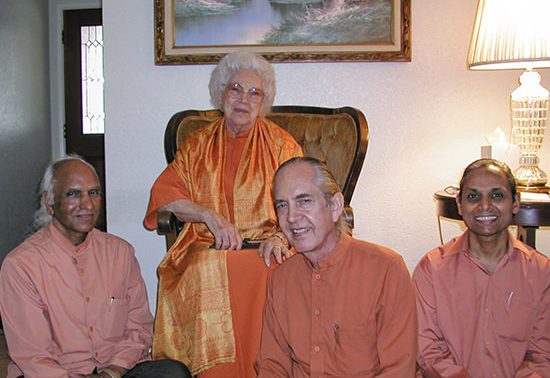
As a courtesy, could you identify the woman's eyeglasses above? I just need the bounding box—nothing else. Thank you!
[225,83,264,104]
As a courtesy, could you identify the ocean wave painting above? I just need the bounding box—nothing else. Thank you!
[174,0,392,47]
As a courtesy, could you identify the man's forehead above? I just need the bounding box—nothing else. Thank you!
[276,162,315,183]
[462,178,510,194]
[463,185,507,192]
[465,166,508,182]
[54,161,100,187]
[275,191,312,201]
[275,175,317,199]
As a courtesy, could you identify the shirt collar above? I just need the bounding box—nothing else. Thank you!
[300,233,351,271]
[46,223,93,255]
[443,229,534,260]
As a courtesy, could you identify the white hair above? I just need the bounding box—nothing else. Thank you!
[208,50,276,116]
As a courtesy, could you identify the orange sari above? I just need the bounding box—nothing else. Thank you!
[144,117,302,376]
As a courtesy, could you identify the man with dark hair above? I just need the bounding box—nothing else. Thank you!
[256,157,417,377]
[0,156,190,378]
[414,158,550,377]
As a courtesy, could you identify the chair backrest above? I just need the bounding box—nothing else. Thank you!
[163,105,369,207]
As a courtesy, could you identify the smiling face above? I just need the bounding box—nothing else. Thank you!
[221,69,264,136]
[457,166,520,242]
[274,161,343,264]
[45,160,102,245]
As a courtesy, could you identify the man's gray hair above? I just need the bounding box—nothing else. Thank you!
[209,50,276,117]
[32,155,98,231]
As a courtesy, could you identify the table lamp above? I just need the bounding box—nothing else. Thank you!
[468,0,550,192]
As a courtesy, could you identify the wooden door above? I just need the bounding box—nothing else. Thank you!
[63,8,106,231]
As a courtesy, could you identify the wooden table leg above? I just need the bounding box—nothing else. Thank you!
[517,226,537,249]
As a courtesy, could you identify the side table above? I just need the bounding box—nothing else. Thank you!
[434,188,550,249]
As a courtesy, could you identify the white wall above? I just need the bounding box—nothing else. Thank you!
[102,0,550,309]
[0,0,51,261]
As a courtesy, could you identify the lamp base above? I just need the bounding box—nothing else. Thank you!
[514,156,549,193]
[516,184,550,193]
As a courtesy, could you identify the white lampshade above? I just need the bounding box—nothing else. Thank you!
[468,0,550,70]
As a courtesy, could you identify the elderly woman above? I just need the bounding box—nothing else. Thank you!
[144,51,302,377]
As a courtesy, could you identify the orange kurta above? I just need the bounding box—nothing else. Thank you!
[144,117,302,376]
[413,231,550,377]
[256,234,417,377]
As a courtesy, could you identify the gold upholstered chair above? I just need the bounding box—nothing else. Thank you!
[157,105,369,249]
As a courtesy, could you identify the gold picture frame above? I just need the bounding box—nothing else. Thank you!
[154,0,411,65]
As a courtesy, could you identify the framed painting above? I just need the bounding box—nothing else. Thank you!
[154,0,411,65]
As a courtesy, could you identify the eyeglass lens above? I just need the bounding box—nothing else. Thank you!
[226,83,264,103]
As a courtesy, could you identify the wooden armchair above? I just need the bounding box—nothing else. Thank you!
[157,105,369,248]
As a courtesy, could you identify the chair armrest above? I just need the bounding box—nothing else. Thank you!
[157,211,184,250]
[157,211,183,235]
[157,211,174,235]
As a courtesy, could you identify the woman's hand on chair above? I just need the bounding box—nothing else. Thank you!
[204,210,243,250]
[160,199,242,250]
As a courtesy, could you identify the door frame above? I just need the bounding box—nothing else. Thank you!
[48,0,102,161]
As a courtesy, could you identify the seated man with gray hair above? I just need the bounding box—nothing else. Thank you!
[256,157,417,377]
[0,156,190,378]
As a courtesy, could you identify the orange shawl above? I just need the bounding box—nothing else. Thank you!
[147,117,302,374]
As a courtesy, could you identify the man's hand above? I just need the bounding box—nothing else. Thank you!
[258,236,292,267]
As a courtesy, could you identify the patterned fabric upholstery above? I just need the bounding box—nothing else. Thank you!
[266,112,357,193]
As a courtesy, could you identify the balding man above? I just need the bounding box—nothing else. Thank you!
[0,156,190,378]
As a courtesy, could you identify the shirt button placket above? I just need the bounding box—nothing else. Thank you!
[310,271,323,373]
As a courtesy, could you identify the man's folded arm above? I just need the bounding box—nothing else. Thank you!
[413,258,470,378]
[255,273,293,377]
[514,281,550,378]
[375,257,417,377]
[106,252,154,370]
[0,260,70,377]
